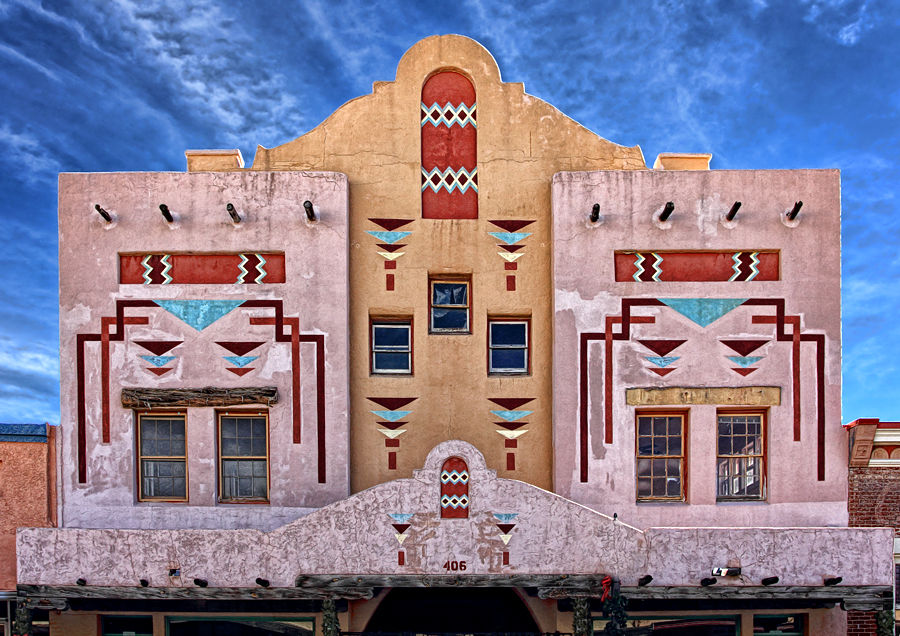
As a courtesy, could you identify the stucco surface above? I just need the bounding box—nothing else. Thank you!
[552,169,844,529]
[58,171,350,529]
[18,442,892,589]
[237,35,647,493]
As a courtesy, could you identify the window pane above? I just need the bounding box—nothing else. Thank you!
[237,419,251,438]
[251,437,266,456]
[251,419,266,438]
[637,477,651,497]
[238,437,252,456]
[490,322,526,346]
[667,436,681,455]
[432,307,468,330]
[433,282,467,306]
[667,417,681,435]
[637,437,653,456]
[374,325,409,348]
[666,476,681,497]
[222,437,238,456]
[221,417,237,438]
[374,352,411,371]
[653,418,667,435]
[490,348,526,372]
[638,417,652,436]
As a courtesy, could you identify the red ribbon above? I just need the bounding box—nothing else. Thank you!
[601,575,612,602]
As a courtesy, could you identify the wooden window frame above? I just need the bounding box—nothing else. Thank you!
[370,317,413,375]
[429,275,472,334]
[635,409,689,502]
[716,408,767,502]
[487,317,531,375]
[136,411,188,503]
[217,410,270,504]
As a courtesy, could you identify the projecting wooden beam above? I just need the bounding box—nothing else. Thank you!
[121,386,278,409]
[18,584,368,602]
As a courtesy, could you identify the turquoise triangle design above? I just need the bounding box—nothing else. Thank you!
[141,355,176,367]
[658,298,747,328]
[372,410,412,422]
[727,356,763,368]
[646,356,680,368]
[155,300,245,331]
[366,231,412,244]
[488,232,531,245]
[493,513,519,522]
[389,513,414,523]
[490,410,533,422]
[224,356,259,368]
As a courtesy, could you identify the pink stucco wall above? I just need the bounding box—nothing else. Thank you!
[57,171,349,530]
[552,169,844,529]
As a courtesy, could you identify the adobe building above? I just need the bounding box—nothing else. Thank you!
[16,35,894,636]
[0,423,57,636]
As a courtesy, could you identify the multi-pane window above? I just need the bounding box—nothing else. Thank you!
[371,320,412,374]
[636,413,685,501]
[488,319,529,374]
[219,413,268,502]
[717,412,765,500]
[138,413,187,501]
[430,278,470,333]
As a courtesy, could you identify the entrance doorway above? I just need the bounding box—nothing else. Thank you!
[363,587,541,633]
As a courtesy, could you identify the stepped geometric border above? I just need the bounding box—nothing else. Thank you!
[76,299,326,484]
[578,298,825,483]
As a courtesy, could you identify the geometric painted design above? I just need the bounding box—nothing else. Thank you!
[134,340,182,355]
[236,254,267,284]
[146,367,172,376]
[376,243,407,252]
[376,421,408,431]
[495,421,528,431]
[227,368,254,376]
[440,457,469,518]
[493,513,519,523]
[141,355,176,367]
[120,254,286,285]
[496,523,516,534]
[422,71,477,220]
[658,298,748,328]
[366,231,412,244]
[223,356,258,368]
[721,339,768,356]
[496,430,528,439]
[638,340,686,357]
[421,101,477,128]
[727,356,763,368]
[489,220,534,233]
[614,252,778,282]
[491,410,532,422]
[388,513,414,523]
[499,252,523,262]
[498,245,525,253]
[154,300,244,331]
[488,397,535,410]
[369,218,413,231]
[422,166,478,194]
[645,356,679,368]
[368,397,417,410]
[500,534,513,545]
[392,523,411,534]
[732,368,757,376]
[395,533,409,545]
[488,231,531,245]
[379,429,406,439]
[649,368,676,377]
[371,410,412,422]
[141,254,172,284]
[216,342,264,356]
[378,252,405,261]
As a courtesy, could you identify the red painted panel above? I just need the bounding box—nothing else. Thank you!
[398,551,405,566]
[384,260,397,269]
[502,551,510,565]
[421,71,477,219]
[506,276,516,291]
[386,274,395,291]
[120,253,286,284]
[504,262,517,271]
[385,438,400,447]
[505,439,517,448]
[440,457,469,519]
[388,452,397,470]
[613,251,779,282]
[506,453,516,471]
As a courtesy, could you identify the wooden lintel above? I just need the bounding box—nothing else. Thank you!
[538,585,893,603]
[294,574,610,590]
[17,585,369,601]
[626,386,781,406]
[121,386,278,409]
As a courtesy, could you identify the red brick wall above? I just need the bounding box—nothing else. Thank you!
[849,467,900,531]
[847,610,877,636]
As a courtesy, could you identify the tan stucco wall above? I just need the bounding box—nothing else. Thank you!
[230,34,646,492]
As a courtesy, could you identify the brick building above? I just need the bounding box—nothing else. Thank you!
[14,35,895,636]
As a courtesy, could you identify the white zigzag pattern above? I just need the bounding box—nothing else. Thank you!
[729,251,760,281]
[632,252,663,282]
[422,166,478,194]
[440,494,470,509]
[421,102,477,128]
[141,254,172,284]
[237,254,267,284]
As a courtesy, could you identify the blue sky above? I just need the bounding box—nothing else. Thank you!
[0,0,897,424]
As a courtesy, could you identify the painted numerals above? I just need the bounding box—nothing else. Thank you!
[442,560,467,572]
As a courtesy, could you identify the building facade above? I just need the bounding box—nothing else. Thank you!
[16,35,894,636]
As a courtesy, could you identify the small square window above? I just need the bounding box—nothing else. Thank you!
[488,319,529,374]
[636,412,686,501]
[137,413,187,501]
[430,277,470,333]
[372,320,412,374]
[717,411,765,500]
[219,413,268,502]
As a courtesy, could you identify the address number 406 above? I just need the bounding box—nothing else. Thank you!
[443,560,467,572]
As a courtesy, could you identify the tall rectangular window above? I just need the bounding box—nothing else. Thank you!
[138,413,187,501]
[219,413,268,502]
[430,277,470,333]
[488,319,529,374]
[371,320,412,374]
[636,412,685,501]
[717,411,765,500]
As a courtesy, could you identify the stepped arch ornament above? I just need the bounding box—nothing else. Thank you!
[421,71,478,219]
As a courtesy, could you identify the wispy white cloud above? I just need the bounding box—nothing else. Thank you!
[0,122,62,181]
[0,42,59,81]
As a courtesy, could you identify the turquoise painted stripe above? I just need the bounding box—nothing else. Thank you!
[490,410,533,422]
[727,356,763,368]
[646,356,679,368]
[155,300,244,331]
[224,356,259,368]
[366,231,412,244]
[141,355,176,367]
[371,410,412,422]
[658,298,747,328]
[488,232,531,245]
[389,513,414,523]
[493,513,519,522]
